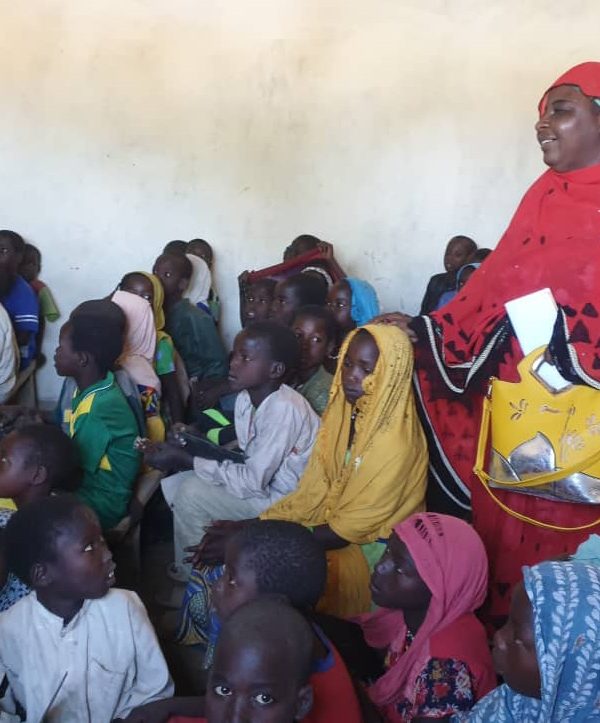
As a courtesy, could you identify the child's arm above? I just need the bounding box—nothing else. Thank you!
[118,696,204,722]
[117,592,174,718]
[160,372,185,425]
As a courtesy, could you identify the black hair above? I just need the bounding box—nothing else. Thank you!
[292,304,337,341]
[282,273,327,307]
[69,300,125,375]
[16,424,82,493]
[473,248,492,262]
[120,271,151,289]
[233,520,327,610]
[218,598,314,685]
[448,235,477,254]
[188,238,212,254]
[243,321,301,373]
[6,495,86,586]
[163,240,187,255]
[0,230,25,256]
[22,243,41,263]
[156,252,193,281]
[291,234,320,253]
[247,278,276,297]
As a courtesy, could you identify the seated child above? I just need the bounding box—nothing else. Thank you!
[419,235,476,315]
[326,277,380,370]
[119,272,184,424]
[127,521,362,723]
[19,243,60,360]
[0,305,17,403]
[0,423,81,611]
[0,496,173,721]
[189,325,428,619]
[241,278,276,327]
[188,239,220,322]
[457,560,600,722]
[111,288,165,442]
[355,513,496,722]
[270,273,327,327]
[291,305,335,416]
[163,240,188,255]
[54,303,141,530]
[436,262,482,308]
[163,599,315,723]
[153,253,227,382]
[283,233,322,261]
[0,230,39,370]
[144,322,320,578]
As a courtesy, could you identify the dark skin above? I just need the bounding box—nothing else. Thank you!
[33,506,116,624]
[443,237,475,276]
[0,237,30,347]
[188,331,380,566]
[54,321,106,393]
[327,280,354,334]
[0,432,52,508]
[144,332,286,474]
[121,273,184,424]
[492,582,541,699]
[269,281,303,327]
[188,239,213,269]
[152,254,190,309]
[291,313,334,384]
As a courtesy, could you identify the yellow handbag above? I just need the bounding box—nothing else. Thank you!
[473,345,600,531]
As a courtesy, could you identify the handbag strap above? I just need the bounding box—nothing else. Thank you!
[473,387,600,531]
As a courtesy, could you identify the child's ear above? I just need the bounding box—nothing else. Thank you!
[77,350,90,368]
[30,561,53,589]
[294,684,314,721]
[31,464,48,487]
[270,361,285,380]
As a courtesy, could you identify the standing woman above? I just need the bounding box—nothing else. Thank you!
[389,63,600,625]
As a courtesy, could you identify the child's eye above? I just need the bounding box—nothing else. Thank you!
[254,692,274,705]
[214,684,232,697]
[84,543,94,552]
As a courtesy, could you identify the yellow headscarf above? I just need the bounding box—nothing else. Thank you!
[141,272,169,344]
[262,323,427,544]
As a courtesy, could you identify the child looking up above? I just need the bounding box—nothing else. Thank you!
[241,278,276,327]
[111,288,164,442]
[54,303,141,530]
[419,235,477,314]
[192,325,428,618]
[0,496,173,721]
[144,322,320,579]
[119,271,184,424]
[0,423,81,612]
[270,274,327,327]
[0,230,39,370]
[291,305,335,416]
[458,561,600,722]
[153,253,227,382]
[356,513,496,722]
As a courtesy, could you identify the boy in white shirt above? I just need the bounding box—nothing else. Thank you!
[145,321,320,579]
[0,496,173,722]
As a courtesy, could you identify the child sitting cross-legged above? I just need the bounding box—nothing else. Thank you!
[0,423,81,611]
[0,496,173,721]
[124,552,357,723]
[54,302,142,530]
[144,322,320,583]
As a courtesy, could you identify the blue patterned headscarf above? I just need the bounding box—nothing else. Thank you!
[346,277,380,327]
[454,561,600,722]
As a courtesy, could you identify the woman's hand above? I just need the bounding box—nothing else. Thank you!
[372,312,418,342]
[143,443,194,474]
[184,519,253,567]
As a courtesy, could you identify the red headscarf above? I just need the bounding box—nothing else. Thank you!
[358,513,488,709]
[420,62,600,390]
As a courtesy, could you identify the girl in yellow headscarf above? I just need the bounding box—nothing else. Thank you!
[119,272,184,425]
[180,324,428,639]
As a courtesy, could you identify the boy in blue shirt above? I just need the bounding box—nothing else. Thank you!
[0,230,39,369]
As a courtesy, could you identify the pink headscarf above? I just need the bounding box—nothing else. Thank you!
[359,512,488,709]
[111,289,160,392]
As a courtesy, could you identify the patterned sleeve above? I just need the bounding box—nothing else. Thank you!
[408,658,476,718]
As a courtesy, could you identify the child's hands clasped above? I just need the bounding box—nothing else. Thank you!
[185,519,251,568]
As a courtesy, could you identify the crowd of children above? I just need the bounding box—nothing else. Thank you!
[0,225,596,723]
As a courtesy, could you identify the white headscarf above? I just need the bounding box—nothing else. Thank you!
[183,253,211,308]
